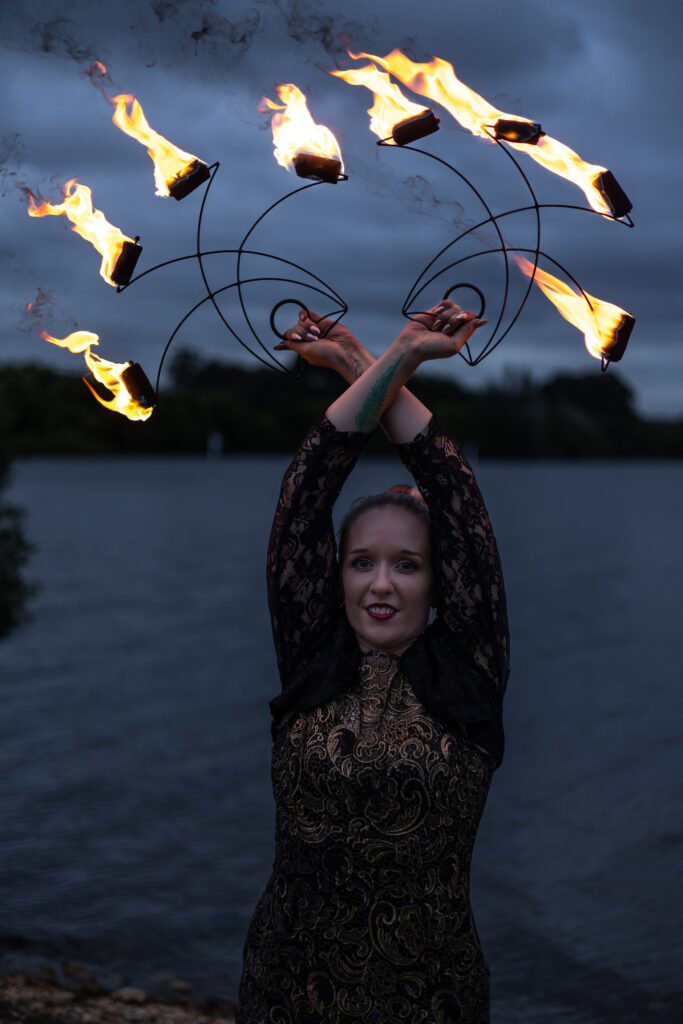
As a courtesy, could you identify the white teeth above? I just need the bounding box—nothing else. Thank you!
[368,605,395,614]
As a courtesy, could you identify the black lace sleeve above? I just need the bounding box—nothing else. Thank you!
[395,416,509,696]
[267,414,371,682]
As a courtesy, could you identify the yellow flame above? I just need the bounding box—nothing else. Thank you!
[351,50,610,214]
[27,180,133,286]
[259,84,344,172]
[330,63,427,140]
[514,254,630,359]
[110,94,201,196]
[40,329,99,353]
[83,349,153,421]
[38,326,151,421]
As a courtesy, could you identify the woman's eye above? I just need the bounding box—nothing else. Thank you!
[352,557,372,569]
[397,560,417,572]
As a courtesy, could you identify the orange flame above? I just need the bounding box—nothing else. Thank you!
[110,94,202,196]
[27,180,134,286]
[40,329,98,353]
[351,50,611,214]
[82,349,153,421]
[513,254,632,360]
[259,84,344,173]
[39,328,152,421]
[330,63,427,140]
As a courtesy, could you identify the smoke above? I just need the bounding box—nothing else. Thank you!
[20,287,61,336]
[34,15,102,63]
[0,0,263,79]
[262,0,380,66]
[0,134,25,198]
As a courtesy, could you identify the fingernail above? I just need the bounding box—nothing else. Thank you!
[474,318,488,326]
[455,312,468,320]
[433,305,446,314]
[305,331,317,341]
[309,324,320,335]
[273,343,287,350]
[433,319,443,330]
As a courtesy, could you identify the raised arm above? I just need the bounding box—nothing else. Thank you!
[267,415,369,682]
[397,419,510,695]
[278,301,486,442]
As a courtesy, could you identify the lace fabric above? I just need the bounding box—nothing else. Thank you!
[237,414,508,1022]
[267,414,509,765]
[237,652,494,1023]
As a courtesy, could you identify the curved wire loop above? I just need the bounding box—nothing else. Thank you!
[379,130,633,368]
[115,128,633,409]
[119,162,349,398]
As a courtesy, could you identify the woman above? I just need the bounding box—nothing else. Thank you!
[236,301,509,1024]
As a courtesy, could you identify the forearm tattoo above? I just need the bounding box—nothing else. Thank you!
[354,357,402,432]
[348,353,366,381]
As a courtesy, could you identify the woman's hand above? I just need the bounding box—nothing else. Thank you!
[396,300,487,361]
[274,310,371,382]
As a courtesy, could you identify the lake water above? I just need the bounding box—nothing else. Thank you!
[1,453,681,1022]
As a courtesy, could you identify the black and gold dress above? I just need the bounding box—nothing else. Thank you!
[236,415,509,1024]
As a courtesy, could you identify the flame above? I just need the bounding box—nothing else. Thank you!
[40,329,99,353]
[110,94,201,196]
[513,254,631,360]
[39,327,152,421]
[330,63,427,140]
[259,84,344,172]
[27,180,134,286]
[83,349,153,421]
[351,50,611,215]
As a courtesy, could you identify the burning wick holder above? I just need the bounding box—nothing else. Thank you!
[121,362,157,409]
[168,160,211,201]
[491,118,545,145]
[593,170,632,219]
[293,153,346,183]
[82,361,156,411]
[111,237,142,287]
[601,313,635,365]
[391,109,441,146]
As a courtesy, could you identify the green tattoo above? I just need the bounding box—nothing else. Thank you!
[354,357,402,432]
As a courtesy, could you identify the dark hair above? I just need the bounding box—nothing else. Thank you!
[337,488,430,566]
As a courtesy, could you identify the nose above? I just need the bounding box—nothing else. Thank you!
[369,563,393,596]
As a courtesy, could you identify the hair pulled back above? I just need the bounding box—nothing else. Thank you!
[337,487,430,566]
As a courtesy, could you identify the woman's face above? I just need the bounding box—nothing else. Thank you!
[341,505,433,656]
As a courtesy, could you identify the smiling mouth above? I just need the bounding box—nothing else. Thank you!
[366,605,397,620]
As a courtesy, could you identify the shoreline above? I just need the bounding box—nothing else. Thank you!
[0,969,237,1024]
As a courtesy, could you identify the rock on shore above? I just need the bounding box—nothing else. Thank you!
[0,971,237,1024]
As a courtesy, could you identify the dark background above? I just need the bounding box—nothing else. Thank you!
[1,0,682,419]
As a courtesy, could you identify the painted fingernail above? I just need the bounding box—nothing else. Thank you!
[305,331,318,341]
[433,320,443,330]
[455,312,468,320]
[433,305,446,314]
[308,324,320,335]
[273,343,287,350]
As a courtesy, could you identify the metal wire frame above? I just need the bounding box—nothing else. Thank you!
[116,162,348,399]
[377,128,633,370]
[117,128,634,406]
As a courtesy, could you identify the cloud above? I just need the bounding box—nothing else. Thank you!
[1,0,681,416]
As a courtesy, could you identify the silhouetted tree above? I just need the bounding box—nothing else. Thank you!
[0,453,33,638]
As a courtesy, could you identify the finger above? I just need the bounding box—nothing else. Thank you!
[427,299,458,314]
[433,306,468,332]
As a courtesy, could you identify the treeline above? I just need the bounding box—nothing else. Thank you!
[1,351,682,458]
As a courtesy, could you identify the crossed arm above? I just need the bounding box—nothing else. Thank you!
[276,301,487,441]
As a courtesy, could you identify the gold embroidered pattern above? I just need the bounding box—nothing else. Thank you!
[237,654,494,1024]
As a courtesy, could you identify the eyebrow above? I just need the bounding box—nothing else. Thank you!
[347,547,424,557]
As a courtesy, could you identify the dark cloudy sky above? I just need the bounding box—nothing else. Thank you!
[2,0,681,416]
